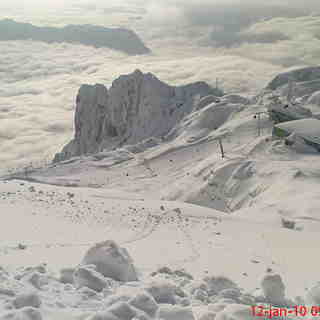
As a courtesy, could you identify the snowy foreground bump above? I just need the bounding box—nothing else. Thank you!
[81,240,138,282]
[0,239,317,319]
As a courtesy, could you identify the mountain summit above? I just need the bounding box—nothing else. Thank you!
[54,70,221,162]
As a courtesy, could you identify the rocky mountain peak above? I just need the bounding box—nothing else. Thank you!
[54,70,219,162]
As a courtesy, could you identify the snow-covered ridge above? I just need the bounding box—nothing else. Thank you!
[266,66,320,91]
[54,70,221,162]
[3,66,320,319]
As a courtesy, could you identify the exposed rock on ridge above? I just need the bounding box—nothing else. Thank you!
[266,66,320,91]
[54,70,219,162]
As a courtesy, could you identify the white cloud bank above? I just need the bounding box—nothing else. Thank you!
[1,0,320,171]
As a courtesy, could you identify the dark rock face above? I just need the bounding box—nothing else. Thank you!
[268,104,312,124]
[0,19,150,55]
[266,66,320,91]
[256,67,320,126]
[54,70,217,162]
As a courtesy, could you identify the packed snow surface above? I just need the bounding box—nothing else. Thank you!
[2,67,320,319]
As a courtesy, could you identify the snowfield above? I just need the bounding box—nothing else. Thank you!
[2,68,320,319]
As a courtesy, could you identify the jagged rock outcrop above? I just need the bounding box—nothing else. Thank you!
[54,70,218,162]
[267,99,313,124]
[0,19,150,55]
[256,67,320,125]
[266,66,320,91]
[278,79,320,100]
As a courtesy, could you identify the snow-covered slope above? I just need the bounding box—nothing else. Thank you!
[1,178,320,318]
[2,68,320,319]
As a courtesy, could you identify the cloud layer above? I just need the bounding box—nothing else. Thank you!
[0,40,282,172]
[1,0,320,172]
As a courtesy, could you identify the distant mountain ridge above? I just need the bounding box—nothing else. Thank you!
[0,19,150,55]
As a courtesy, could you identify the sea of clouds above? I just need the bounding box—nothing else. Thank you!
[1,0,320,171]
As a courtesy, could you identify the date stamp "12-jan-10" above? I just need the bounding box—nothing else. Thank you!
[252,305,320,319]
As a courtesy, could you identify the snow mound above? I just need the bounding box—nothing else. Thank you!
[81,241,138,282]
[284,133,318,154]
[73,265,110,292]
[128,291,158,316]
[145,277,177,305]
[214,304,255,320]
[85,312,118,320]
[89,300,149,320]
[157,305,195,320]
[13,292,41,309]
[173,102,241,142]
[105,301,137,320]
[59,268,75,284]
[0,251,319,319]
[198,311,216,320]
[0,307,42,320]
[203,276,238,296]
[261,273,287,307]
[274,118,320,146]
[219,288,241,300]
